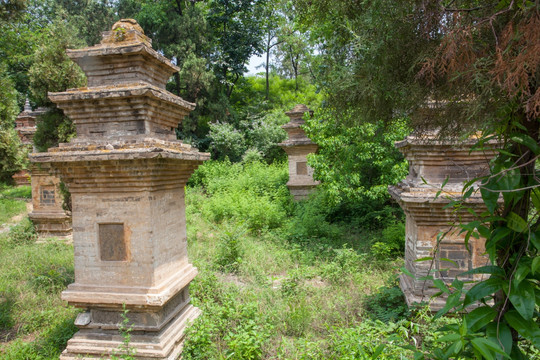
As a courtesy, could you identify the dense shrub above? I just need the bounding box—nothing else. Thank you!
[286,189,344,245]
[33,108,76,152]
[0,65,26,182]
[183,273,272,360]
[207,122,248,162]
[364,283,409,323]
[0,128,27,183]
[215,223,245,273]
[189,160,290,232]
[371,221,405,260]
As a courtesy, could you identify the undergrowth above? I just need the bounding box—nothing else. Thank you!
[0,161,418,359]
[0,218,77,359]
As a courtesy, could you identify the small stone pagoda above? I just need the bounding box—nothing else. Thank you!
[28,162,72,238]
[279,104,319,200]
[389,132,498,310]
[30,19,209,359]
[11,100,44,185]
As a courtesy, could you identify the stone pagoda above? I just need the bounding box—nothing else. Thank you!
[279,104,319,200]
[30,19,209,359]
[11,100,44,185]
[389,132,498,310]
[28,162,72,239]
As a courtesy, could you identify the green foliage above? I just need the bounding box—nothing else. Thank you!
[0,184,32,199]
[231,75,323,111]
[33,108,76,152]
[30,264,73,294]
[190,160,290,232]
[183,276,272,360]
[208,122,248,162]
[0,63,19,130]
[364,282,409,323]
[0,128,27,182]
[53,0,117,46]
[286,190,343,245]
[294,0,430,125]
[5,217,37,246]
[26,17,86,151]
[0,198,27,225]
[0,65,26,181]
[305,110,409,205]
[111,305,137,360]
[371,221,405,260]
[319,246,364,284]
[206,0,266,98]
[28,18,86,107]
[0,216,77,358]
[216,223,245,273]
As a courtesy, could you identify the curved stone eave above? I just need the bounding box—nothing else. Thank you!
[30,147,210,164]
[66,42,179,74]
[49,83,195,112]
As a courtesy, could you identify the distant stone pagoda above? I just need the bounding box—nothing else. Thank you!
[28,162,72,239]
[30,19,209,359]
[11,100,45,186]
[279,104,319,200]
[389,132,498,310]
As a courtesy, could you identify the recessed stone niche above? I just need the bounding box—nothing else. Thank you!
[30,19,209,359]
[279,104,319,200]
[389,132,498,310]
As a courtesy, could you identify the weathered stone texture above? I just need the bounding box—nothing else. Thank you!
[30,19,209,359]
[279,104,319,200]
[389,134,498,310]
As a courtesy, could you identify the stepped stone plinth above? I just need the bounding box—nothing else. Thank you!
[279,104,319,200]
[389,133,498,310]
[30,19,209,359]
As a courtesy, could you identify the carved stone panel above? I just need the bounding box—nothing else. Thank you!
[99,223,127,261]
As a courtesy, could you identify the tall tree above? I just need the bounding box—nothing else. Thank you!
[259,1,284,100]
[206,0,266,98]
[29,18,86,151]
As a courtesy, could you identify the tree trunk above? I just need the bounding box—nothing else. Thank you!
[265,45,270,100]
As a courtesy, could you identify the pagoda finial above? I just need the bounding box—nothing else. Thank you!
[24,98,31,112]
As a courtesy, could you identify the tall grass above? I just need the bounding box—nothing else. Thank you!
[0,219,77,359]
[182,160,435,359]
[0,161,420,359]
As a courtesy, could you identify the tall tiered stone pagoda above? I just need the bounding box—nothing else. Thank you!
[279,104,319,200]
[11,100,44,185]
[389,131,498,310]
[30,19,209,359]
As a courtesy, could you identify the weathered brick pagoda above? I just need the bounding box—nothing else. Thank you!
[279,104,319,200]
[30,19,209,359]
[389,132,497,310]
[11,100,44,185]
[28,162,72,239]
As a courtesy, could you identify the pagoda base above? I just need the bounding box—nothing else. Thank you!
[400,273,447,311]
[60,291,200,360]
[287,183,318,201]
[28,211,72,238]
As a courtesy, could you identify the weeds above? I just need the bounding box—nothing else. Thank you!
[110,304,137,360]
[0,162,450,359]
[216,223,246,273]
[0,199,26,225]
